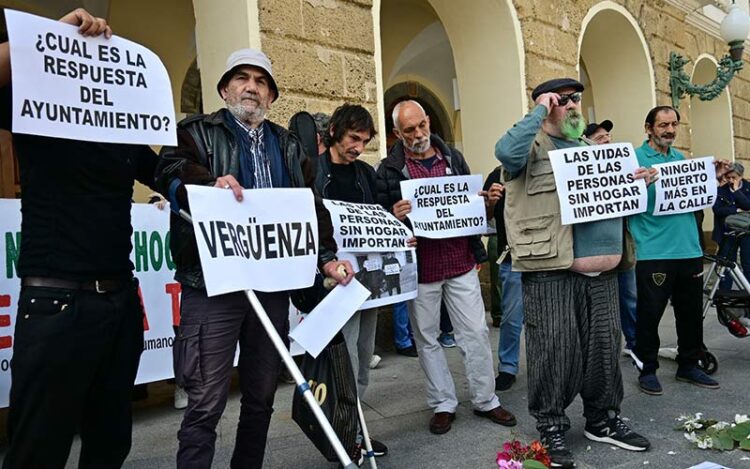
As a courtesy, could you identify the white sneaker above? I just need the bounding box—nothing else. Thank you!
[174,385,188,410]
[369,354,381,369]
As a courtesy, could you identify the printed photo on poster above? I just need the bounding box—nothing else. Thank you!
[338,249,418,310]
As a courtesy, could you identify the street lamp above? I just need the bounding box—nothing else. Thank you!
[669,0,750,109]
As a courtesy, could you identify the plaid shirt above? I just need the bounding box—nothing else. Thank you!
[404,148,476,283]
[233,116,273,188]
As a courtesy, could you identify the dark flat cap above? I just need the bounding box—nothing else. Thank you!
[531,78,584,101]
[584,119,614,137]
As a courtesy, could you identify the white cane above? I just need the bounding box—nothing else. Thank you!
[178,209,358,469]
[357,398,378,469]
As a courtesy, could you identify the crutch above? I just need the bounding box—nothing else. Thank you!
[178,209,358,469]
[357,397,377,469]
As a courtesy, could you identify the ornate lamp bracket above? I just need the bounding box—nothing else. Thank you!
[669,51,743,109]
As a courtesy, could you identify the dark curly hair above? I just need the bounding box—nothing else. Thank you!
[324,103,377,147]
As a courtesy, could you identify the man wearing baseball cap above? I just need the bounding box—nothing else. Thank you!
[583,120,614,144]
[496,78,652,468]
[157,48,353,468]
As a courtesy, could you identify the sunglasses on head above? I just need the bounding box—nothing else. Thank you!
[557,92,582,106]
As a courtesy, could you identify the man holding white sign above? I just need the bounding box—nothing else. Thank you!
[156,49,352,469]
[630,106,728,397]
[313,103,390,458]
[377,100,516,435]
[0,9,160,469]
[497,78,652,468]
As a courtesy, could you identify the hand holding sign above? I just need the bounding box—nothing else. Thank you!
[60,8,112,38]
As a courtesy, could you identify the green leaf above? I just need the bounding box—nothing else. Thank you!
[522,461,548,469]
[740,438,750,451]
[731,422,750,440]
[714,434,735,451]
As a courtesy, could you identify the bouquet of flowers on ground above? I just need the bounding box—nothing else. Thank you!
[496,438,551,468]
[676,413,750,451]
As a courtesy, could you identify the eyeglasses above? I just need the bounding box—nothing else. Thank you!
[557,92,582,106]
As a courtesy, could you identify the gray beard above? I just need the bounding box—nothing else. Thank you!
[227,102,266,127]
[405,137,430,153]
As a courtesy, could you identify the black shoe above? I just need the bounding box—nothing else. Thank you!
[361,437,388,457]
[541,428,575,468]
[584,414,651,451]
[396,345,418,357]
[494,372,516,391]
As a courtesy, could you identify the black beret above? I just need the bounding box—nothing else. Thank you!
[531,78,584,101]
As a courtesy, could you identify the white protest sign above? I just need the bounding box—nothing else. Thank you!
[288,279,370,358]
[186,186,318,297]
[652,156,717,216]
[5,9,176,146]
[401,174,486,238]
[0,201,200,406]
[549,143,647,225]
[338,250,418,310]
[288,301,306,356]
[323,200,412,252]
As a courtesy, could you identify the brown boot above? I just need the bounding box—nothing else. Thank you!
[429,411,456,434]
[473,405,517,427]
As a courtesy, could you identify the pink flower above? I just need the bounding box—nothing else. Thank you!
[496,451,512,462]
[497,459,523,469]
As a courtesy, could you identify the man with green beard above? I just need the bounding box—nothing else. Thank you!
[495,78,652,469]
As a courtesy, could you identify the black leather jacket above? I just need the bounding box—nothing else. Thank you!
[376,134,488,264]
[156,109,337,289]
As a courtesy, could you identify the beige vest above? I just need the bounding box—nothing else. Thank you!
[503,131,634,272]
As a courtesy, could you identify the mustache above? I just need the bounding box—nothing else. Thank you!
[241,93,260,102]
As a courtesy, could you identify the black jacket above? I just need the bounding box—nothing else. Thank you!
[376,134,488,264]
[156,109,337,289]
[314,150,378,203]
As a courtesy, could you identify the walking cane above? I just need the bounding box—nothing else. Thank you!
[178,209,358,469]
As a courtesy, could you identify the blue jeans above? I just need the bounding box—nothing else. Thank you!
[617,269,637,350]
[497,261,523,375]
[718,235,750,290]
[392,301,414,350]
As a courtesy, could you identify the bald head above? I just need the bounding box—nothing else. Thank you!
[392,100,431,154]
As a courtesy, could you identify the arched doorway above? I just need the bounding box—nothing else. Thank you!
[690,55,735,240]
[578,2,655,147]
[380,0,525,177]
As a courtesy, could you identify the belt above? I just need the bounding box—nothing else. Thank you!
[22,276,131,293]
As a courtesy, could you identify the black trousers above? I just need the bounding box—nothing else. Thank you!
[633,258,704,375]
[3,280,144,469]
[175,286,289,469]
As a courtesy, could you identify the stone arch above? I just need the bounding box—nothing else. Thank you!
[379,0,525,177]
[690,55,735,238]
[690,55,735,162]
[181,58,203,115]
[578,1,656,146]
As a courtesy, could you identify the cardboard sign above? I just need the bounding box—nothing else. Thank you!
[548,143,647,225]
[401,175,487,238]
[5,9,176,145]
[323,200,412,252]
[652,156,717,215]
[186,186,319,297]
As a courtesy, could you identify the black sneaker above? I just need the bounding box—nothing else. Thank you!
[396,345,418,357]
[361,437,388,458]
[584,415,651,451]
[541,428,575,468]
[495,372,516,391]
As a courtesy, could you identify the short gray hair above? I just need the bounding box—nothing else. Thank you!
[312,112,330,139]
[391,100,426,129]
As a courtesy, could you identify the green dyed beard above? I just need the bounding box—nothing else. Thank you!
[560,111,586,140]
